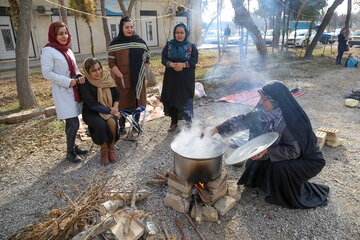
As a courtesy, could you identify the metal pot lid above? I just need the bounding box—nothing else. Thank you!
[225,132,279,165]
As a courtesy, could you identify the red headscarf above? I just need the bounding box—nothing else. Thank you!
[45,21,80,102]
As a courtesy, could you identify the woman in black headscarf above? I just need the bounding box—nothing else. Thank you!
[336,28,349,65]
[207,81,329,209]
[161,23,199,132]
[108,17,150,134]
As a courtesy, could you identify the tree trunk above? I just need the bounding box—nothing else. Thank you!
[345,0,352,29]
[16,0,37,109]
[58,0,68,25]
[88,23,95,57]
[304,0,345,58]
[118,0,136,17]
[230,0,267,60]
[273,10,282,49]
[100,0,111,49]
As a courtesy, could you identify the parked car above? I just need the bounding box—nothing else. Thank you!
[264,30,273,45]
[328,28,353,44]
[348,30,360,47]
[203,31,219,44]
[286,29,316,47]
[319,31,332,44]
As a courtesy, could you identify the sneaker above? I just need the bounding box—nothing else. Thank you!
[75,146,88,155]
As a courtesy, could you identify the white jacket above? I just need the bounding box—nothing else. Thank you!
[41,46,82,120]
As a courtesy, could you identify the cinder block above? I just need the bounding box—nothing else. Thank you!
[326,138,344,148]
[6,108,44,124]
[315,131,327,150]
[164,192,190,213]
[214,195,237,216]
[44,106,57,118]
[318,127,339,137]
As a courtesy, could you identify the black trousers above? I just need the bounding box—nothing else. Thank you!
[65,117,79,154]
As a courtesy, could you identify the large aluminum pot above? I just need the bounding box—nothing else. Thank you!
[171,140,226,183]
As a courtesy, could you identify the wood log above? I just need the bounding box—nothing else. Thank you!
[71,216,116,240]
[146,179,167,185]
[100,199,124,213]
[194,199,203,224]
[175,218,187,240]
[155,173,168,181]
[185,213,207,240]
[161,221,171,240]
[124,186,137,236]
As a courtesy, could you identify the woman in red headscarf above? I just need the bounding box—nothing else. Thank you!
[41,21,88,163]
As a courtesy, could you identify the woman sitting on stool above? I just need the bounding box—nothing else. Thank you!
[79,58,120,165]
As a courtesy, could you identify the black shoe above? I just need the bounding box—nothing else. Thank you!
[75,146,88,155]
[66,152,82,163]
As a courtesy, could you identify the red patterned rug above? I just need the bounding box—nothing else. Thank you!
[216,88,305,106]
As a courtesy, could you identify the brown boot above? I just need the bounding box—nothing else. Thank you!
[100,144,109,165]
[108,144,117,163]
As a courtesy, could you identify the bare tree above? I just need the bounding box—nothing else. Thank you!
[345,0,352,29]
[9,0,37,109]
[117,0,136,17]
[68,0,96,57]
[305,0,345,58]
[59,0,68,25]
[231,0,267,60]
[100,0,111,49]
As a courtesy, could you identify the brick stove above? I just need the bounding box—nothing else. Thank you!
[164,171,242,223]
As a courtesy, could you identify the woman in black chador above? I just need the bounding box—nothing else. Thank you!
[161,23,198,132]
[208,81,329,209]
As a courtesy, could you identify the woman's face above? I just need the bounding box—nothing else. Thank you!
[56,26,69,45]
[123,21,134,37]
[175,26,186,42]
[259,93,274,112]
[89,63,103,80]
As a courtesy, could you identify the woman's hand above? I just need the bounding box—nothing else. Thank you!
[110,107,119,115]
[69,79,77,87]
[251,149,268,160]
[169,62,184,72]
[77,76,85,84]
[201,127,219,138]
[111,66,123,78]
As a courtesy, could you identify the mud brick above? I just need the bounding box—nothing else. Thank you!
[164,192,190,213]
[208,179,227,196]
[227,181,243,201]
[209,185,228,205]
[168,186,192,199]
[6,108,44,124]
[167,172,192,194]
[44,106,57,118]
[326,138,344,148]
[207,172,228,189]
[202,206,218,222]
[214,195,237,216]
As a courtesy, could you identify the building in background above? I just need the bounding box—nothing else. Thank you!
[0,0,201,61]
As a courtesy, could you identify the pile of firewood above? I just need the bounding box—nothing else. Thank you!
[9,177,150,240]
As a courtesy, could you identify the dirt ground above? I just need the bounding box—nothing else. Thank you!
[0,49,360,239]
